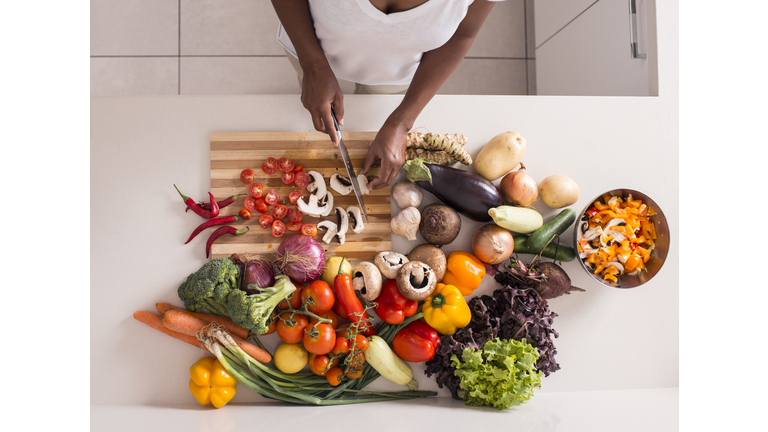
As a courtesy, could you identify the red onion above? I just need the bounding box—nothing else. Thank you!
[242,258,276,294]
[275,234,326,283]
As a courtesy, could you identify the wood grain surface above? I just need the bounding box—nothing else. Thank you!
[209,132,391,261]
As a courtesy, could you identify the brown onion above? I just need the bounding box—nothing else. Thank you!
[471,224,515,265]
[499,163,538,207]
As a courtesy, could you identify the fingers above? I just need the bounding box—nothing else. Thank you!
[321,109,339,148]
[333,95,345,126]
[360,148,378,176]
[368,164,396,190]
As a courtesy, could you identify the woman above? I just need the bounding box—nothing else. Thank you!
[272,0,501,190]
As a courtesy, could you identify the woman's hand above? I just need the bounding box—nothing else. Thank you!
[360,119,409,190]
[301,65,344,147]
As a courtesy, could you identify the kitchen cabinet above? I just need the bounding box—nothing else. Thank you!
[534,0,658,96]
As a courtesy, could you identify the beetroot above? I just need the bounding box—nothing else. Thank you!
[496,257,584,300]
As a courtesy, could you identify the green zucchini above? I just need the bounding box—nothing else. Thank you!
[526,208,578,251]
[514,235,577,262]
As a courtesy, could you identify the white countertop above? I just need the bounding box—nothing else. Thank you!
[89,1,678,429]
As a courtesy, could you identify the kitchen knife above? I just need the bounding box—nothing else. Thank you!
[330,107,369,224]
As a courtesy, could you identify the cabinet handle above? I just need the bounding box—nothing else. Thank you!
[629,0,647,59]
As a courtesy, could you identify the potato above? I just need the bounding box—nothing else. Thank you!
[474,131,527,181]
[539,175,580,208]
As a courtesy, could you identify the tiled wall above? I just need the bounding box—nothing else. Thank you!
[91,0,536,96]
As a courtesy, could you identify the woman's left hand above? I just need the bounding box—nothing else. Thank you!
[360,120,409,190]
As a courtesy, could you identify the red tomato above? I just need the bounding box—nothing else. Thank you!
[262,157,278,175]
[281,171,295,185]
[351,334,369,352]
[265,189,280,205]
[271,219,286,237]
[276,312,308,344]
[318,309,340,329]
[286,221,302,231]
[292,164,304,173]
[301,223,318,238]
[272,203,288,220]
[254,197,269,213]
[345,364,363,380]
[326,367,343,386]
[278,287,304,310]
[249,182,264,198]
[258,214,273,229]
[262,310,278,335]
[287,207,303,223]
[243,197,257,213]
[302,280,335,315]
[240,169,254,185]
[308,354,339,376]
[333,300,349,320]
[303,322,336,355]
[238,208,251,220]
[278,157,296,173]
[332,337,350,355]
[294,171,310,189]
[288,190,302,205]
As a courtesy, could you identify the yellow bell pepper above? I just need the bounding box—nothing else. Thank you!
[422,283,471,335]
[441,251,486,296]
[189,356,237,408]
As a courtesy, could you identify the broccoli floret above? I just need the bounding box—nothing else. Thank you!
[225,275,297,334]
[177,258,240,315]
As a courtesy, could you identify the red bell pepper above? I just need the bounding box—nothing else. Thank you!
[392,320,440,363]
[372,279,418,325]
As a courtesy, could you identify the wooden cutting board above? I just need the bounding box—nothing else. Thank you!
[209,131,391,261]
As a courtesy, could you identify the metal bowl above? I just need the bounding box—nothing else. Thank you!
[573,188,670,288]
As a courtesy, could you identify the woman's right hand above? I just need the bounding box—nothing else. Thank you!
[301,64,344,147]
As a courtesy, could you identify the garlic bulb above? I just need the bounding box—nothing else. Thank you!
[391,206,421,241]
[392,181,423,209]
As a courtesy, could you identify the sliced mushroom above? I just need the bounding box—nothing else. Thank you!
[357,174,370,195]
[396,261,437,301]
[334,206,349,245]
[407,244,447,282]
[347,206,365,233]
[317,220,337,244]
[374,251,409,279]
[330,173,354,195]
[319,191,334,217]
[351,261,382,301]
[306,171,326,197]
[298,191,333,218]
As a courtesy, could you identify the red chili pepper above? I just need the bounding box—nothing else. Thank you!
[205,226,249,258]
[174,185,220,219]
[185,194,241,213]
[372,279,418,325]
[391,320,441,363]
[185,215,241,244]
[333,257,376,336]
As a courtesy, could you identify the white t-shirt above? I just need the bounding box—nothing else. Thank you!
[278,0,502,86]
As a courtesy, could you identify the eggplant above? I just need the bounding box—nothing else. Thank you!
[401,158,502,222]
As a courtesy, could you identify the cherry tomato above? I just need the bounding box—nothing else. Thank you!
[309,354,340,376]
[303,322,336,355]
[302,280,335,315]
[238,208,252,220]
[272,203,288,220]
[278,157,295,173]
[249,182,264,198]
[294,171,310,189]
[258,214,273,229]
[332,337,350,355]
[287,207,303,223]
[326,367,344,386]
[318,309,339,328]
[276,312,308,344]
[286,221,302,231]
[271,219,286,238]
[292,164,304,173]
[351,334,369,352]
[240,168,254,185]
[243,197,257,213]
[261,310,278,335]
[334,300,349,320]
[265,189,280,205]
[347,350,366,367]
[254,197,269,213]
[288,190,302,205]
[262,157,278,175]
[345,364,363,380]
[278,286,304,310]
[281,171,295,185]
[301,223,318,238]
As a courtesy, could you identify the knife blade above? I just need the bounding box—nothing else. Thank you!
[330,107,369,223]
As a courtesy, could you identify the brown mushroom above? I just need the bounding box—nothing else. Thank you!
[374,251,409,279]
[396,261,437,301]
[407,244,447,282]
[351,261,383,301]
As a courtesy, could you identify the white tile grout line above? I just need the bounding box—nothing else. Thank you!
[178,0,181,95]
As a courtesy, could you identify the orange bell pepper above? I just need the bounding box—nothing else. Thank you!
[441,251,486,296]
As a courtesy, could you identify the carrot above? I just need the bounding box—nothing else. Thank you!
[162,310,271,363]
[155,302,249,340]
[133,311,207,351]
